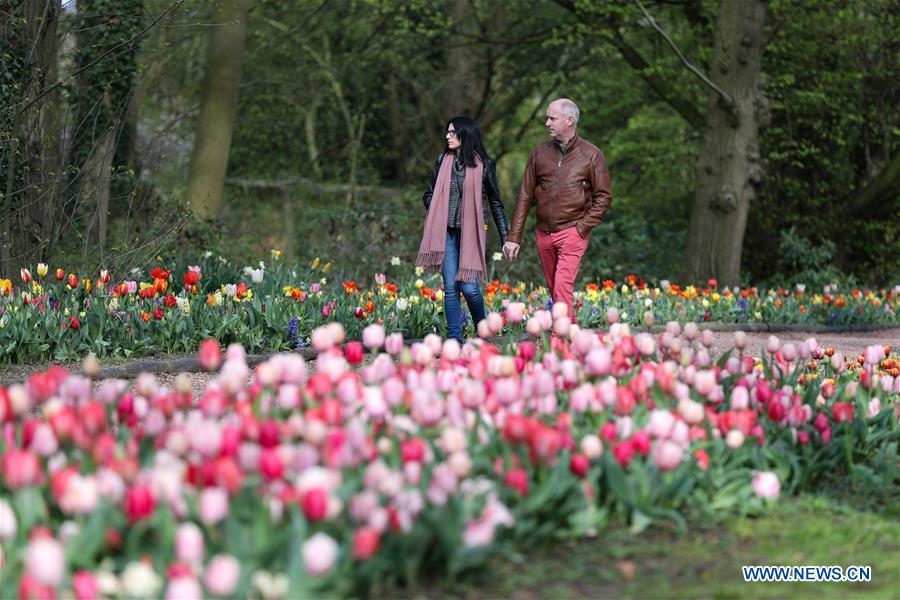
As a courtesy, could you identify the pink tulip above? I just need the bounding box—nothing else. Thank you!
[642,310,655,327]
[166,577,202,600]
[751,471,781,498]
[605,307,619,324]
[362,324,386,350]
[72,571,98,600]
[199,487,229,525]
[683,322,699,341]
[552,316,571,337]
[175,523,204,565]
[732,331,747,350]
[385,333,404,355]
[765,335,781,354]
[303,532,339,576]
[26,535,65,585]
[441,339,461,362]
[198,339,222,371]
[652,440,683,471]
[585,348,612,376]
[864,345,883,366]
[204,554,240,597]
[507,302,525,323]
[526,317,542,337]
[2,449,43,489]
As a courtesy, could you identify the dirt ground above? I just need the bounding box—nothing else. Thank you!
[120,328,900,398]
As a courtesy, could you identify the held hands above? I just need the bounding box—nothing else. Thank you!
[503,241,520,261]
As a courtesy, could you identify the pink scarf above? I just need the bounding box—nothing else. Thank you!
[416,153,486,282]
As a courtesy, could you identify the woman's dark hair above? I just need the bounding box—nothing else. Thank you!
[445,116,492,167]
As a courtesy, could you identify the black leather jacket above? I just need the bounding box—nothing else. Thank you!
[422,152,509,245]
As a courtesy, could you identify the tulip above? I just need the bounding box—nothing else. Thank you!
[20,268,31,283]
[2,449,43,489]
[751,471,781,498]
[504,468,528,496]
[486,311,504,335]
[362,324,386,350]
[26,535,65,586]
[121,561,162,598]
[205,554,241,597]
[198,339,222,371]
[36,263,48,277]
[765,335,781,354]
[725,429,745,448]
[733,331,747,350]
[507,302,525,323]
[175,523,205,565]
[166,577,202,600]
[385,332,404,355]
[353,527,381,560]
[579,434,603,459]
[302,533,339,576]
[199,487,229,525]
[0,499,16,541]
[73,571,99,600]
[55,267,64,281]
[652,440,683,471]
[569,454,590,478]
[605,307,619,324]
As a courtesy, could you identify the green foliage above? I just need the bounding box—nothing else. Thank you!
[773,226,846,288]
[747,0,900,284]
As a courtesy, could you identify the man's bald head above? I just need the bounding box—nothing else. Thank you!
[546,98,579,143]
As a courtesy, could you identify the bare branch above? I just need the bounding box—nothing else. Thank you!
[632,0,733,108]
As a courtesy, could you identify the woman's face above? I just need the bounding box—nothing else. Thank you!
[446,125,461,151]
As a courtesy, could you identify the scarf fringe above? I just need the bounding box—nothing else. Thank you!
[416,251,445,268]
[455,268,485,283]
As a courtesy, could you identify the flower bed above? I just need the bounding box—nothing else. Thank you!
[1,315,898,598]
[1,254,897,364]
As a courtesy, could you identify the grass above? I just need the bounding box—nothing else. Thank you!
[394,493,900,599]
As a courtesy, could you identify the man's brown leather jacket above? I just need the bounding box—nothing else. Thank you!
[507,134,612,244]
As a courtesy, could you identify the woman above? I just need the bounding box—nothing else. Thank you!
[417,116,509,344]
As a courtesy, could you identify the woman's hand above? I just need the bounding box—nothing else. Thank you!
[503,241,520,260]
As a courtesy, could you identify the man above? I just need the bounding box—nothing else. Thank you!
[503,98,612,320]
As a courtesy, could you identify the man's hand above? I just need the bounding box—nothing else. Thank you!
[503,241,520,261]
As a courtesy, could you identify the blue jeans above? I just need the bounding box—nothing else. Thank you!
[442,227,485,343]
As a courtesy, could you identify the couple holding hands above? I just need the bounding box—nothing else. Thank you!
[417,98,613,344]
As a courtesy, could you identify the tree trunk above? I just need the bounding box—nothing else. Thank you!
[81,126,116,255]
[0,0,60,275]
[682,0,768,287]
[185,0,250,220]
[443,0,481,118]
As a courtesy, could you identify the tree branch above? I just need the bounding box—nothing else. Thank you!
[847,151,900,215]
[17,1,184,113]
[553,0,705,129]
[632,0,733,108]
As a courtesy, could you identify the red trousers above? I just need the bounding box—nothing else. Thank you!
[535,226,590,320]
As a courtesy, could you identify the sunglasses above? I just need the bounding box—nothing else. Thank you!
[445,129,459,138]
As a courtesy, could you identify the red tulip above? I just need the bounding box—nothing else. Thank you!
[600,422,618,442]
[55,268,64,281]
[301,488,328,521]
[832,402,854,423]
[123,484,156,523]
[630,430,651,456]
[400,438,426,463]
[67,273,78,288]
[259,448,284,481]
[569,454,590,478]
[353,527,381,560]
[504,467,529,496]
[183,271,199,286]
[612,441,635,468]
[344,341,364,364]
